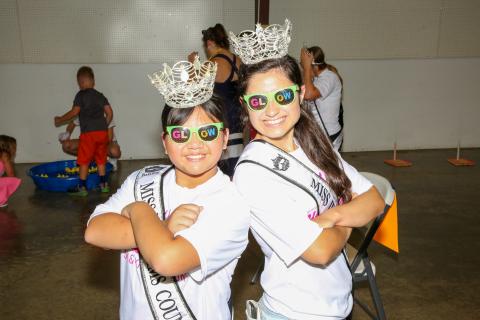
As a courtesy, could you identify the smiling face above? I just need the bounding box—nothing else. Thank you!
[244,68,304,151]
[162,106,228,188]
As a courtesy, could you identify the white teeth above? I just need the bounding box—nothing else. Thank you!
[186,155,205,160]
[265,118,284,125]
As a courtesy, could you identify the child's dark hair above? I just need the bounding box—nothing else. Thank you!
[308,46,343,85]
[0,135,17,158]
[202,24,230,50]
[237,55,352,201]
[77,66,95,80]
[161,95,228,131]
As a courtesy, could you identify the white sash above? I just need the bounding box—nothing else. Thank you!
[133,165,197,320]
[236,140,339,214]
[238,140,351,319]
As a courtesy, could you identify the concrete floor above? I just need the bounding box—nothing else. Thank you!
[1,149,479,319]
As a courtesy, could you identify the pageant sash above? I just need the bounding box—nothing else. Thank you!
[134,165,197,320]
[236,140,339,215]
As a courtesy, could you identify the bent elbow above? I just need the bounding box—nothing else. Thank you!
[303,92,319,101]
[84,225,96,245]
[373,188,387,216]
[151,252,177,277]
[315,250,337,266]
[302,247,336,266]
[303,87,321,101]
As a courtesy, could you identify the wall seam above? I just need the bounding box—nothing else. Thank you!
[14,0,25,63]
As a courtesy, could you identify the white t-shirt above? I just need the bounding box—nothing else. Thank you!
[88,168,250,320]
[308,69,342,136]
[234,146,372,320]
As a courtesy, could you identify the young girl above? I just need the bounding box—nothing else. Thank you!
[84,58,249,320]
[300,46,344,151]
[230,21,385,319]
[0,135,21,207]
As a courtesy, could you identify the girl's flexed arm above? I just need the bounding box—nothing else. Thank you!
[315,186,384,228]
[85,213,136,250]
[124,201,201,277]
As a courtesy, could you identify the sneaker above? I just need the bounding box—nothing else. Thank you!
[68,186,88,197]
[100,182,110,193]
[108,158,118,171]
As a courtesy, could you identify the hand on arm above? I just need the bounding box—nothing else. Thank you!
[54,106,80,127]
[315,187,384,228]
[125,202,201,277]
[165,204,203,234]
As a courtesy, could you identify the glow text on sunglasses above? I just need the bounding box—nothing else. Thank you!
[244,85,299,110]
[166,122,224,143]
[171,127,218,140]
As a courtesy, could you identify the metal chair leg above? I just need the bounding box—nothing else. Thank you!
[364,257,386,320]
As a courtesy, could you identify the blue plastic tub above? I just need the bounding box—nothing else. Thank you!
[28,160,113,192]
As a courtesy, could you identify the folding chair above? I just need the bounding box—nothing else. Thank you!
[347,172,395,320]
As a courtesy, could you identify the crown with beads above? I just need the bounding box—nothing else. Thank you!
[148,56,217,108]
[229,19,292,65]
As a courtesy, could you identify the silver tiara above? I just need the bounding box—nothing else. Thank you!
[148,56,217,108]
[229,19,292,65]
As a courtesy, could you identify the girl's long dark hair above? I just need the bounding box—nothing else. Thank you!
[237,56,352,201]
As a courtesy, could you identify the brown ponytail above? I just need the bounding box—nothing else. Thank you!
[202,23,230,50]
[308,46,343,85]
[238,56,352,201]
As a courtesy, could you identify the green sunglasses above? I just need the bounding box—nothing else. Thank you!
[165,122,224,143]
[242,85,300,111]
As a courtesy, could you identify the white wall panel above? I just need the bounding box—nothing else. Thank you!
[270,0,440,59]
[0,0,23,62]
[438,0,480,57]
[0,63,166,163]
[270,0,442,59]
[17,0,224,63]
[223,0,254,35]
[336,58,480,151]
[1,58,480,163]
[1,0,479,63]
[270,0,480,60]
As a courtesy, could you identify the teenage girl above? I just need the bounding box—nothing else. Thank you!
[233,55,384,319]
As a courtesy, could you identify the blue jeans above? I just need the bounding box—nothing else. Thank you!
[258,297,289,320]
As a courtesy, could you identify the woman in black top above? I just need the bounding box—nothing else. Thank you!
[188,24,243,176]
